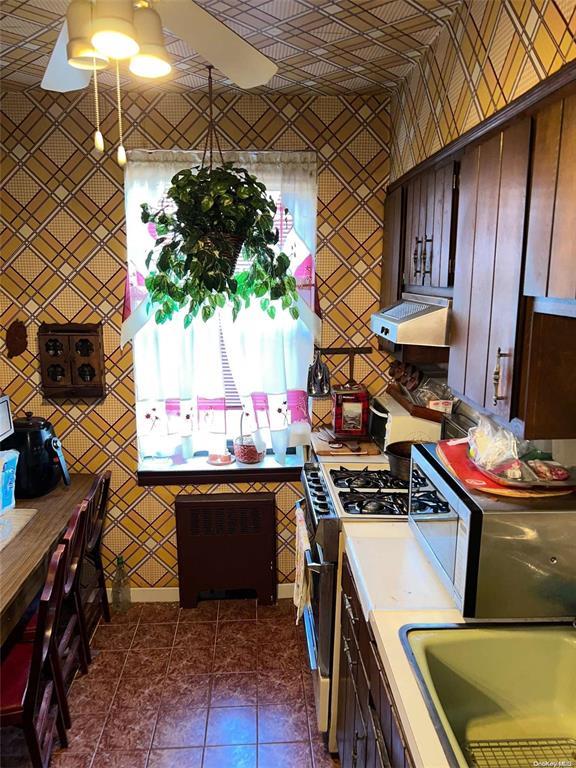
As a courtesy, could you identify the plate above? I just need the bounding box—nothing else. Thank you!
[206,455,236,466]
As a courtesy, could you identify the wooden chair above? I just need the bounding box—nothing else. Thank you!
[21,502,91,729]
[83,471,112,624]
[0,544,69,768]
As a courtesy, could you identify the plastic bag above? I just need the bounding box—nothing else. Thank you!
[468,416,524,470]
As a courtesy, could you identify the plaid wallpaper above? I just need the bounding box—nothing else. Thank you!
[0,88,392,587]
[390,0,576,180]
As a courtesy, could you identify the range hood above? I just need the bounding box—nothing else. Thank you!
[370,293,451,347]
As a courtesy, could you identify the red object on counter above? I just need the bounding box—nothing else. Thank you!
[332,384,370,440]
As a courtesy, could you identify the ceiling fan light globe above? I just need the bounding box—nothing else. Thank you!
[129,51,171,78]
[91,1,139,60]
[67,40,109,70]
[66,0,108,69]
[129,7,171,78]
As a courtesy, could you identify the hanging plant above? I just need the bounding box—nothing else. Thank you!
[141,162,299,326]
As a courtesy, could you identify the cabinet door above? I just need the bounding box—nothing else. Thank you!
[380,187,403,309]
[448,118,531,418]
[427,163,457,289]
[525,93,576,300]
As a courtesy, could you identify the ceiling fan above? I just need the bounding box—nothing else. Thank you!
[41,0,278,93]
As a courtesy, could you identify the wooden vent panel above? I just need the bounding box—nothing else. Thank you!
[175,492,277,608]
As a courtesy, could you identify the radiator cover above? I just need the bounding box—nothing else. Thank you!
[175,492,277,607]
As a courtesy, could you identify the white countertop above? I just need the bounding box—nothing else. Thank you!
[342,520,464,768]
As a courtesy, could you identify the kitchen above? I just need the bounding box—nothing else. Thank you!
[1,1,575,767]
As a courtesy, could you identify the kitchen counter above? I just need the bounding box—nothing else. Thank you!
[342,520,463,768]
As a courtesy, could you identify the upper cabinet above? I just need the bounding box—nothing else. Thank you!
[380,186,403,310]
[448,119,531,421]
[403,162,458,291]
[524,92,576,300]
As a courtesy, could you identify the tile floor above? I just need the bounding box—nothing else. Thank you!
[2,599,340,768]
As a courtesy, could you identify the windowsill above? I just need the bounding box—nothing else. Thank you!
[137,452,304,486]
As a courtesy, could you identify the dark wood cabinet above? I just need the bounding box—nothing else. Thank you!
[337,555,412,768]
[525,92,576,300]
[380,187,403,310]
[448,118,531,421]
[403,162,457,290]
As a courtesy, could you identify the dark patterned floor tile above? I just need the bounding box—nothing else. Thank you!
[258,642,300,672]
[257,669,305,705]
[179,601,219,623]
[202,745,257,768]
[65,712,107,754]
[99,707,157,751]
[258,741,313,768]
[216,621,259,645]
[131,623,177,649]
[210,673,258,707]
[174,622,216,648]
[213,640,258,674]
[167,645,214,675]
[68,675,119,715]
[113,674,166,711]
[91,624,137,651]
[108,604,143,625]
[152,708,207,749]
[310,737,341,768]
[160,671,211,709]
[50,753,93,768]
[147,747,203,768]
[139,603,180,624]
[123,649,170,678]
[258,702,309,744]
[257,599,297,622]
[89,651,128,679]
[91,750,148,768]
[217,599,256,621]
[205,706,257,746]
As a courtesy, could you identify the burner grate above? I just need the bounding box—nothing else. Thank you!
[465,737,576,768]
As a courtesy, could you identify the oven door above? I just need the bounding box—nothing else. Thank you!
[296,498,335,733]
[408,453,461,589]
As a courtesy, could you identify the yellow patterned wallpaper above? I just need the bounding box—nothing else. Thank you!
[0,88,391,587]
[390,0,576,180]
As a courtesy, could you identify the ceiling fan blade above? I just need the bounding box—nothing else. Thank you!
[156,0,278,89]
[41,21,92,93]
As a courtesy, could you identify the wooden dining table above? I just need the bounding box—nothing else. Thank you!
[0,474,95,646]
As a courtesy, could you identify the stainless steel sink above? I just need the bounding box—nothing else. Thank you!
[401,624,576,767]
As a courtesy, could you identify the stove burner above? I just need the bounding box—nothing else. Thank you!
[411,491,450,514]
[330,466,427,492]
[339,492,409,516]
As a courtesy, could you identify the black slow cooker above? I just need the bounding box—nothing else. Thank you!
[0,412,70,498]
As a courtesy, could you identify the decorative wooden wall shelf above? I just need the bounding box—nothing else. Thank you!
[38,323,105,398]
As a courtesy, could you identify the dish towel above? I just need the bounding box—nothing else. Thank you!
[293,504,311,625]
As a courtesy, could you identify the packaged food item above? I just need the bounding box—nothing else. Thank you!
[526,460,570,481]
[492,458,538,482]
[0,450,19,513]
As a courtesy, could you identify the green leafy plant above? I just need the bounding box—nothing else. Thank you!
[141,163,300,325]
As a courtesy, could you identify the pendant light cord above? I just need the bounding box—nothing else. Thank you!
[202,65,224,169]
[115,60,124,149]
[93,58,101,132]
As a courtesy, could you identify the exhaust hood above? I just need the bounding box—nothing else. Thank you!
[370,293,451,346]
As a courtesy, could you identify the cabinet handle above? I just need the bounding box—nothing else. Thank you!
[492,347,511,406]
[352,729,366,767]
[344,594,358,626]
[369,702,392,768]
[421,236,433,285]
[412,237,422,277]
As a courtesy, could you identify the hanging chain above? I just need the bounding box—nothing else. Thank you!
[201,65,224,169]
[115,60,126,166]
[93,58,104,152]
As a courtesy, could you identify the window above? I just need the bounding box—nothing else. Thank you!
[123,151,318,467]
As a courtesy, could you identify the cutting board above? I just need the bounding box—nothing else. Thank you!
[436,440,573,499]
[311,431,381,456]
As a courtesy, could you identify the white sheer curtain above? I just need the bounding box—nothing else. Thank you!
[125,150,317,463]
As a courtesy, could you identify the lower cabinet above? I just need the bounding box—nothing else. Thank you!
[337,555,414,768]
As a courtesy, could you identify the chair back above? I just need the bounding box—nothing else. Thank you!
[86,471,111,553]
[62,501,89,597]
[27,544,67,710]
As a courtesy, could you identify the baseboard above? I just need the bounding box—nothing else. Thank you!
[106,583,295,603]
